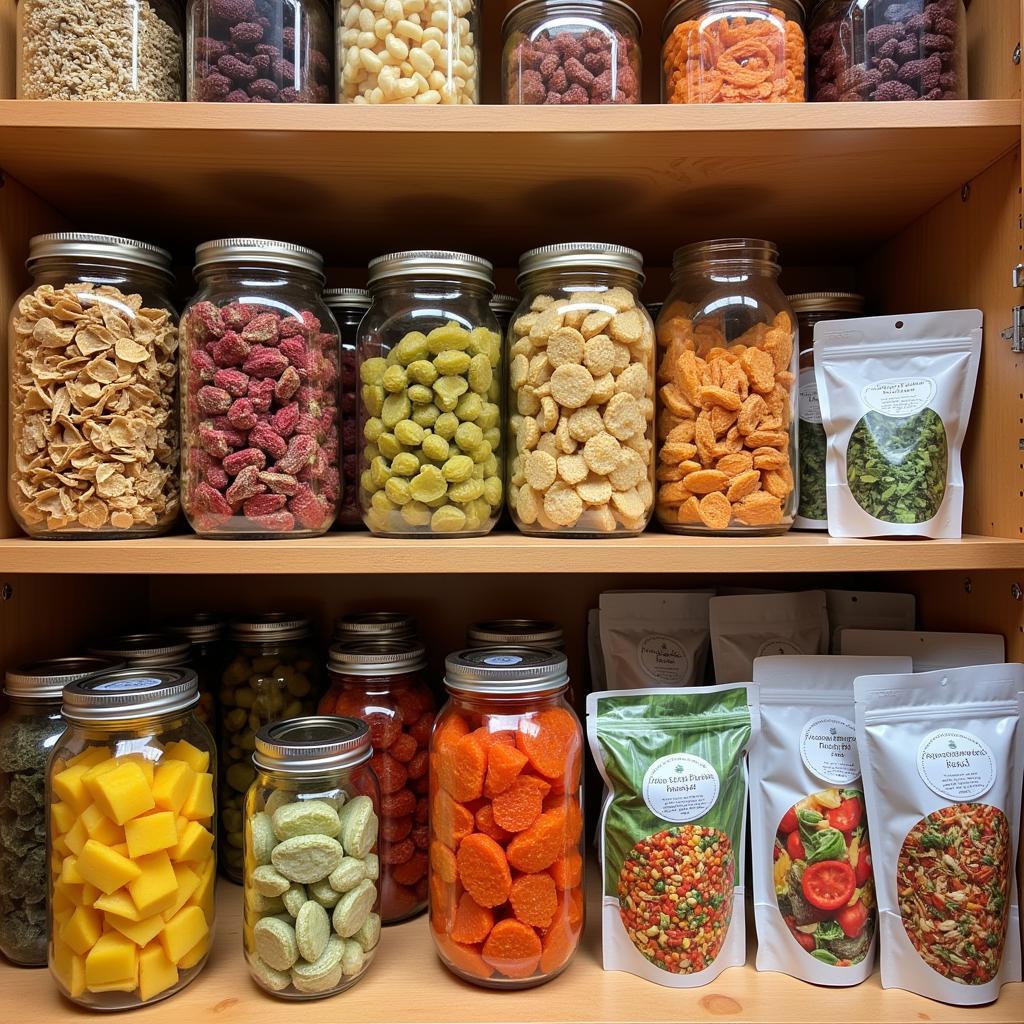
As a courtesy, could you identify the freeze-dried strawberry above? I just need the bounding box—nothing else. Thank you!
[210,330,249,367]
[210,0,254,20]
[258,470,299,495]
[221,303,256,330]
[562,83,589,104]
[252,510,295,531]
[189,301,225,342]
[553,33,583,62]
[247,377,276,412]
[204,463,229,490]
[198,73,232,101]
[190,347,217,382]
[242,345,289,379]
[225,464,266,504]
[230,21,263,46]
[248,78,278,99]
[249,422,288,459]
[196,385,232,415]
[276,433,317,474]
[198,426,232,458]
[288,484,330,529]
[242,312,280,345]
[213,368,249,396]
[279,338,308,377]
[275,365,301,402]
[192,481,233,516]
[564,57,594,88]
[539,53,560,79]
[226,89,249,102]
[272,403,300,437]
[547,68,567,93]
[223,447,266,475]
[243,493,288,517]
[195,36,229,61]
[227,397,258,430]
[218,54,257,81]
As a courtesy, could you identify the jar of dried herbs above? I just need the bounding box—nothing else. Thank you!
[0,657,115,966]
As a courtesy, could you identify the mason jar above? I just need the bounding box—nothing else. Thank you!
[489,294,520,337]
[48,668,216,1008]
[218,614,321,881]
[180,238,341,537]
[8,233,180,538]
[655,239,798,534]
[0,657,114,967]
[88,632,192,671]
[467,620,564,649]
[430,648,584,988]
[510,243,656,536]
[332,612,418,646]
[187,0,333,101]
[358,251,503,536]
[166,614,228,729]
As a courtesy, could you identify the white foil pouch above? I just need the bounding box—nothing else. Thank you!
[825,590,916,653]
[840,630,1004,671]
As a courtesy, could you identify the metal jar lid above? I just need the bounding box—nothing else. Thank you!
[229,613,312,643]
[4,656,120,701]
[27,232,173,276]
[333,612,418,643]
[467,620,564,648]
[194,238,325,278]
[489,293,520,316]
[367,250,494,287]
[62,667,199,723]
[328,640,427,676]
[166,613,226,644]
[254,716,371,773]
[787,291,865,316]
[88,632,191,668]
[517,243,644,285]
[444,647,569,696]
[503,0,642,36]
[324,287,372,310]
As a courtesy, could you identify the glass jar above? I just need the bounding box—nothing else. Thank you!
[166,614,228,729]
[662,0,807,103]
[48,667,216,1008]
[18,0,182,99]
[788,291,864,529]
[324,288,371,529]
[88,632,192,671]
[336,0,479,104]
[243,717,380,997]
[186,0,332,101]
[218,614,321,881]
[320,641,435,924]
[358,251,503,536]
[502,0,642,104]
[809,0,966,101]
[8,233,180,539]
[333,612,418,645]
[467,620,564,649]
[510,243,656,536]
[430,648,584,988]
[655,239,798,534]
[180,239,341,538]
[0,657,113,967]
[490,295,520,338]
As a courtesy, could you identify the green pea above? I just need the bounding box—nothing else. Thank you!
[433,350,471,376]
[408,465,448,503]
[362,444,380,464]
[455,392,483,422]
[385,348,402,365]
[391,452,420,477]
[394,419,425,447]
[371,490,396,513]
[449,478,484,503]
[483,454,498,478]
[427,322,471,354]
[408,384,433,405]
[468,497,493,523]
[394,332,429,365]
[407,359,438,385]
[363,417,385,443]
[384,477,412,505]
[454,422,483,452]
[442,455,474,483]
[468,327,499,363]
[400,500,432,527]
[471,440,493,464]
[369,456,392,489]
[483,426,501,451]
[468,353,492,394]
[483,477,503,507]
[381,393,411,429]
[477,402,500,430]
[472,463,485,481]
[430,504,467,532]
[360,357,387,385]
[421,433,450,462]
[434,413,459,440]
[411,403,441,428]
[433,375,468,410]
[377,433,401,460]
[382,364,408,393]
[361,384,384,418]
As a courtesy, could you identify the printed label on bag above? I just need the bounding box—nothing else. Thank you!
[917,729,996,801]
[799,369,822,424]
[800,714,860,785]
[756,638,802,658]
[861,377,937,418]
[638,634,690,682]
[642,754,720,822]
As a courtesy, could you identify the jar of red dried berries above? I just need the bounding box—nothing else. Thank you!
[808,0,966,101]
[502,0,642,104]
[180,239,341,537]
[321,641,434,923]
[186,0,333,102]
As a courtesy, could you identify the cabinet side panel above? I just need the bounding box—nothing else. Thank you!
[967,0,1022,99]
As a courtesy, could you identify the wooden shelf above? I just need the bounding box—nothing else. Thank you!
[0,101,1017,264]
[0,531,1020,575]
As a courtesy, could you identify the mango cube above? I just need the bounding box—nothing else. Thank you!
[51,801,77,835]
[139,942,179,1002]
[81,883,100,908]
[60,905,103,956]
[64,817,90,856]
[163,740,209,773]
[81,803,126,846]
[128,851,178,916]
[85,932,139,988]
[77,839,142,895]
[87,979,139,993]
[191,858,216,920]
[52,763,93,812]
[125,811,178,859]
[161,864,200,922]
[105,911,167,948]
[53,938,86,998]
[94,889,143,923]
[88,762,155,826]
[171,821,214,863]
[181,773,213,822]
[68,745,111,768]
[52,883,75,916]
[61,855,84,886]
[116,754,155,786]
[53,836,70,858]
[151,761,195,814]
[160,905,208,964]
[82,757,117,797]
[176,934,208,970]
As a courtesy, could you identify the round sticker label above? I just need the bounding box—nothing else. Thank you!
[637,634,690,682]
[93,676,162,692]
[800,714,860,786]
[755,638,802,659]
[861,377,936,418]
[917,729,996,801]
[798,369,822,425]
[482,655,522,666]
[642,754,720,823]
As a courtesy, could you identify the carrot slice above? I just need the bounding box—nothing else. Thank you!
[492,775,545,833]
[437,933,493,980]
[483,743,529,798]
[539,914,581,975]
[429,870,457,934]
[430,840,458,884]
[433,789,474,848]
[434,711,470,758]
[506,806,568,873]
[509,872,558,928]
[481,919,542,980]
[450,891,495,944]
[475,803,512,845]
[516,708,579,780]
[439,733,487,803]
[549,850,583,890]
[564,797,584,851]
[456,833,512,908]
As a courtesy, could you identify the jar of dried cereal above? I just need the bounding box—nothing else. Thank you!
[18,0,183,99]
[336,0,479,104]
[509,243,655,536]
[180,239,341,537]
[358,251,503,536]
[502,0,642,104]
[187,0,333,102]
[7,233,180,538]
[333,611,418,645]
[655,239,798,534]
[809,0,966,101]
[662,0,807,103]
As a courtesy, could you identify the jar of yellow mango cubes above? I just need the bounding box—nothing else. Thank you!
[48,667,216,1009]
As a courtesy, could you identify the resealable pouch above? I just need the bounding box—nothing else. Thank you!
[814,311,982,539]
[854,664,1023,1005]
[750,655,912,986]
[824,590,916,653]
[840,630,1005,671]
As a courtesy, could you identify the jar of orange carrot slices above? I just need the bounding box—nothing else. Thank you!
[429,648,584,989]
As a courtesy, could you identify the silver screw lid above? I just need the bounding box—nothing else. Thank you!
[489,293,520,315]
[88,632,191,668]
[333,612,417,643]
[787,292,865,315]
[328,640,427,676]
[324,287,372,310]
[194,238,325,278]
[254,716,371,773]
[517,242,644,284]
[229,613,312,643]
[62,667,199,723]
[27,233,173,276]
[467,620,564,648]
[444,647,569,696]
[166,613,226,644]
[368,250,494,287]
[4,657,121,700]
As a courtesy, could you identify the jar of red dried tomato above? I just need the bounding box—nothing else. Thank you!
[430,648,584,989]
[321,640,434,923]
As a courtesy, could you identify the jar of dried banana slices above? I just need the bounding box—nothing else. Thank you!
[7,233,180,538]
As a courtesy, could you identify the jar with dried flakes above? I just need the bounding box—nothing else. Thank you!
[7,233,180,539]
[655,239,798,534]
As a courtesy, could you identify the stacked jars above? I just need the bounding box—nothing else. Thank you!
[243,717,380,998]
[7,233,180,538]
[509,243,656,536]
[166,614,228,728]
[467,620,564,649]
[320,641,434,923]
[333,612,417,646]
[429,648,584,988]
[49,668,216,1008]
[180,238,341,537]
[218,615,321,881]
[655,239,798,534]
[358,251,503,536]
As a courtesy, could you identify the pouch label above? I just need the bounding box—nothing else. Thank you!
[642,753,720,822]
[918,728,995,801]
[861,377,936,418]
[800,714,860,786]
[638,634,690,682]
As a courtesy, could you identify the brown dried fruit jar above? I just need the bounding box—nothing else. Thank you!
[7,233,181,538]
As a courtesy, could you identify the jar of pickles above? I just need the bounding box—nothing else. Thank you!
[358,251,503,536]
[166,614,228,729]
[333,612,418,646]
[467,620,564,649]
[429,648,584,988]
[219,615,321,881]
[509,244,656,536]
[49,667,216,1008]
[662,0,807,103]
[655,239,798,534]
[243,717,380,998]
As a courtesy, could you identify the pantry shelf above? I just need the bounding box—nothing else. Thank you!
[0,100,1017,264]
